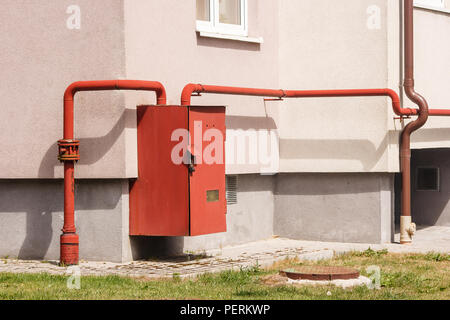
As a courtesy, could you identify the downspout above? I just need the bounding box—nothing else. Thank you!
[399,0,429,244]
[59,80,167,265]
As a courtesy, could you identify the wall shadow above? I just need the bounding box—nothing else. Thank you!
[410,148,450,226]
[0,179,122,260]
[196,33,261,51]
[4,108,135,260]
[38,108,136,178]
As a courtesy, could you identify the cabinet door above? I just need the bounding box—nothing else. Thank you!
[130,106,190,236]
[189,106,227,236]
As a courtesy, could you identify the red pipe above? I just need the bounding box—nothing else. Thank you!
[181,84,418,116]
[428,109,450,116]
[181,84,450,116]
[59,80,167,265]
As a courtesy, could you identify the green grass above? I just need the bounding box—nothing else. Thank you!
[0,251,448,300]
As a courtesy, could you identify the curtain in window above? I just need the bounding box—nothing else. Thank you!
[219,0,241,25]
[197,0,210,21]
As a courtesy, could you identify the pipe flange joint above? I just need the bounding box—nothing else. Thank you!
[58,139,80,162]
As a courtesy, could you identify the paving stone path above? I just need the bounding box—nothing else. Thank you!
[1,226,448,279]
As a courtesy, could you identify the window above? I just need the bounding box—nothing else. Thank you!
[414,0,445,8]
[196,0,248,37]
[416,167,440,191]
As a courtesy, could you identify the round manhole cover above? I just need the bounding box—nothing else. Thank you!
[280,266,360,281]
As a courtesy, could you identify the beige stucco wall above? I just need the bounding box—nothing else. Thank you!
[123,0,281,176]
[125,0,398,175]
[409,5,450,149]
[278,0,393,172]
[0,1,448,179]
[0,0,128,179]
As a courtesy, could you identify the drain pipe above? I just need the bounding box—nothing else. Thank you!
[59,80,167,265]
[399,0,429,244]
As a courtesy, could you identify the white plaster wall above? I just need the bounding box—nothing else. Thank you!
[1,1,448,179]
[409,6,450,149]
[278,0,392,173]
[0,0,128,179]
[123,0,281,176]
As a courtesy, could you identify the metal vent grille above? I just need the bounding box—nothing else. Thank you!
[226,175,238,205]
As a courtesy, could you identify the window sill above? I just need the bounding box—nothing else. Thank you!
[197,31,264,44]
[414,4,450,14]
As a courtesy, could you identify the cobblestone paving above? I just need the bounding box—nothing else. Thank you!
[0,226,448,279]
[0,245,307,279]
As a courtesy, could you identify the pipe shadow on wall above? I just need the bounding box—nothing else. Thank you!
[0,179,122,260]
[5,109,135,260]
[38,109,136,178]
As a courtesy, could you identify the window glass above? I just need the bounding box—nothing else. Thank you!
[197,0,211,21]
[219,0,241,25]
[416,167,440,191]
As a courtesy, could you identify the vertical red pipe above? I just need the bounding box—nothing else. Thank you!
[59,80,166,265]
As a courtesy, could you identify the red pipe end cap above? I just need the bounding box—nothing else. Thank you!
[60,233,79,266]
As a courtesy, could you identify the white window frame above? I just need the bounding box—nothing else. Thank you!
[414,0,445,9]
[196,0,248,37]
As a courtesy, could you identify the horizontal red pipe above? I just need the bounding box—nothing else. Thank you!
[181,84,417,116]
[429,109,450,116]
[64,80,167,139]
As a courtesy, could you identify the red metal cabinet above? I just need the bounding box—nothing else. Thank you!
[130,105,227,236]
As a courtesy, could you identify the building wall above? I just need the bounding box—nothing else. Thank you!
[1,1,449,179]
[279,0,395,173]
[0,173,395,262]
[409,5,450,150]
[411,149,450,226]
[123,0,281,176]
[0,0,130,179]
[0,179,133,262]
[0,1,448,261]
[274,173,394,244]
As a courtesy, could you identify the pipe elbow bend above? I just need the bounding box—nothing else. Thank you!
[181,84,203,106]
[152,81,167,105]
[64,82,82,101]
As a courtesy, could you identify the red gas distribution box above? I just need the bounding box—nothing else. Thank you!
[130,105,227,236]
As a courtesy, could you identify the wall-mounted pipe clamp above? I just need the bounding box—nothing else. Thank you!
[58,139,80,162]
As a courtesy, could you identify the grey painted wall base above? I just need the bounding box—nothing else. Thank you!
[274,173,394,244]
[0,173,396,262]
[0,179,132,262]
[134,174,275,257]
